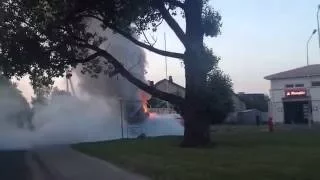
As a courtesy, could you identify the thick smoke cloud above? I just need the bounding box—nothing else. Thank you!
[0,78,33,150]
[76,19,147,98]
[75,19,150,123]
[0,78,30,129]
[0,19,183,150]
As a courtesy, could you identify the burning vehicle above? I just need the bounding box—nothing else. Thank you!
[124,102,149,123]
[74,20,151,124]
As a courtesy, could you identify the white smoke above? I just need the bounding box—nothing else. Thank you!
[31,95,122,145]
[0,19,183,150]
[75,19,151,123]
[76,19,148,101]
[0,79,34,150]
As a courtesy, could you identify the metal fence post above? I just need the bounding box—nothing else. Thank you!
[120,98,124,139]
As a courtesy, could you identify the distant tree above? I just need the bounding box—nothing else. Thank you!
[238,94,268,112]
[205,69,234,124]
[31,85,52,106]
[0,74,31,128]
[51,87,71,97]
[149,67,233,123]
[0,0,225,146]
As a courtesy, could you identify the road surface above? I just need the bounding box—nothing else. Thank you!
[0,150,31,180]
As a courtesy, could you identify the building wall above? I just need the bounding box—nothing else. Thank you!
[310,87,320,122]
[271,78,309,89]
[156,81,246,112]
[237,93,268,112]
[269,76,320,123]
[155,80,186,97]
[232,95,246,112]
[269,101,284,123]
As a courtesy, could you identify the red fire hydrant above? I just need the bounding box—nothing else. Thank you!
[268,117,274,132]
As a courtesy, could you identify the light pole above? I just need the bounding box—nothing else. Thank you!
[307,29,317,66]
[306,29,317,129]
[164,33,169,110]
[317,5,320,49]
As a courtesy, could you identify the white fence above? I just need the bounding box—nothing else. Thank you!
[149,108,176,114]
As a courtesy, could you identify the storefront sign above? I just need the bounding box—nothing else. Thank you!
[285,88,307,97]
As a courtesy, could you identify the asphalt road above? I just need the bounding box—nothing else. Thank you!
[0,150,31,180]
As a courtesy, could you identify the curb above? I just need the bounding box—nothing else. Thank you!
[30,147,149,180]
[71,149,150,180]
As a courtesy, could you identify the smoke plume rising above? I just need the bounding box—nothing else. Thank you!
[75,18,150,123]
[0,19,183,150]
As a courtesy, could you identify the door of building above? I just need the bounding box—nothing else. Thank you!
[283,101,310,124]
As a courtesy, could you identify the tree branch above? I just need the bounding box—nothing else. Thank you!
[80,15,184,59]
[68,51,103,64]
[72,41,184,105]
[135,22,157,46]
[154,1,187,46]
[108,24,184,59]
[164,0,185,9]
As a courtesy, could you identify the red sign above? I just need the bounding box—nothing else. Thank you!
[285,88,307,97]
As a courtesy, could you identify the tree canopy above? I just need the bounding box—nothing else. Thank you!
[30,84,51,106]
[206,69,233,124]
[0,0,228,146]
[0,0,221,103]
[148,68,233,124]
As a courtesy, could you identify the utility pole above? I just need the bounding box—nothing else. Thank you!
[66,69,75,96]
[164,33,168,80]
[317,5,320,50]
[120,98,124,139]
[164,33,169,110]
[306,29,317,66]
[306,28,317,128]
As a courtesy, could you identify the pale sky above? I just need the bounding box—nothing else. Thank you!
[17,0,320,100]
[145,0,320,94]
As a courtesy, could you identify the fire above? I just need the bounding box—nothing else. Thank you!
[142,103,148,113]
[139,91,159,119]
[139,91,151,113]
[148,112,157,119]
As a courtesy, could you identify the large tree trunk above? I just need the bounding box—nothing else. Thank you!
[180,0,212,147]
[180,50,212,147]
[181,105,211,147]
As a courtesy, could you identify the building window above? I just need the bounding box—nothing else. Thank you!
[295,84,304,87]
[285,84,294,88]
[312,81,320,87]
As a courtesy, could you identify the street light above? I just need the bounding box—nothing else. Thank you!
[317,5,320,49]
[307,29,317,66]
[306,29,317,129]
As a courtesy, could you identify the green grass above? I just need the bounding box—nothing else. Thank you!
[73,130,320,180]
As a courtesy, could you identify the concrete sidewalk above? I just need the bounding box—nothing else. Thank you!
[32,146,149,180]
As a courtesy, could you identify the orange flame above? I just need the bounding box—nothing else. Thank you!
[139,91,150,114]
[142,103,148,113]
[139,91,160,119]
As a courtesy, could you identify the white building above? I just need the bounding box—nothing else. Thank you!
[154,76,185,98]
[265,64,320,124]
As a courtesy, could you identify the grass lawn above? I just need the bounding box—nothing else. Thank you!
[73,128,320,180]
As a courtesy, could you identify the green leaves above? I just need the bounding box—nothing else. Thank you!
[202,3,222,37]
[206,68,234,124]
[0,0,225,112]
[0,0,165,89]
[0,0,74,83]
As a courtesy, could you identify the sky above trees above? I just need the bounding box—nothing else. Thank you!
[145,0,320,94]
[16,0,320,100]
